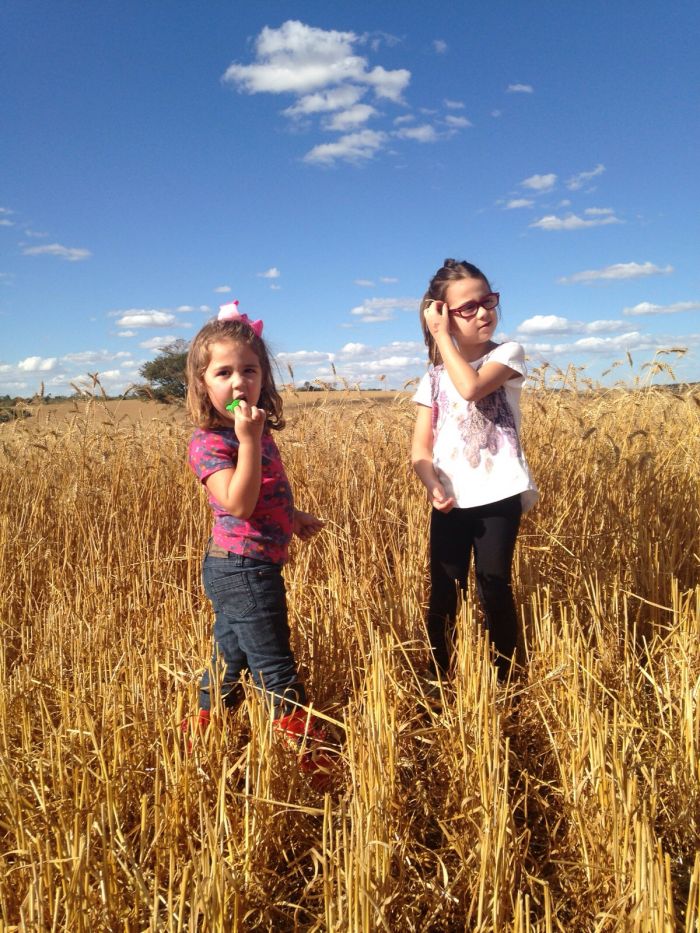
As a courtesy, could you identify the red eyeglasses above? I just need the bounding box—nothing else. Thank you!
[447,292,500,319]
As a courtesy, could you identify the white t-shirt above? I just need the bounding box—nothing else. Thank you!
[413,341,538,512]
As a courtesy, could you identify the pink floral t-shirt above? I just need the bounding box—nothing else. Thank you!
[188,427,294,564]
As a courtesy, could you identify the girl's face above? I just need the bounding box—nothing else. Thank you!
[203,339,263,421]
[443,277,497,348]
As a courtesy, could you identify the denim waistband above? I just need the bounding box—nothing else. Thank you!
[205,539,279,569]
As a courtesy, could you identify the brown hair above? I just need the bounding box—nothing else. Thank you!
[185,318,285,430]
[419,258,494,366]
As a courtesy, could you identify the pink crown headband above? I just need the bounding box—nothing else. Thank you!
[218,300,263,338]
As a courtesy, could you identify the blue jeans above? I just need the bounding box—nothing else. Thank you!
[200,551,306,716]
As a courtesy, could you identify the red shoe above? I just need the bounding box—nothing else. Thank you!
[274,710,337,791]
[181,708,211,753]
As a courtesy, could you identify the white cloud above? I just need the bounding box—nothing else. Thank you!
[18,356,57,372]
[222,21,409,101]
[304,129,387,165]
[559,262,674,285]
[584,207,614,216]
[432,39,447,54]
[176,305,194,312]
[325,103,377,130]
[379,276,398,284]
[214,285,231,294]
[507,83,533,93]
[566,163,605,191]
[284,85,365,117]
[444,115,472,128]
[530,211,621,231]
[521,173,557,192]
[116,310,177,328]
[117,330,137,338]
[354,279,374,287]
[393,114,414,125]
[517,315,626,335]
[139,336,178,350]
[394,124,439,143]
[62,349,132,364]
[23,229,48,238]
[276,350,335,364]
[444,99,464,109]
[0,219,14,227]
[22,242,91,261]
[349,296,417,323]
[0,207,13,214]
[363,65,410,102]
[258,267,281,279]
[623,300,700,317]
[340,342,369,356]
[270,283,281,291]
[491,110,502,118]
[505,198,534,209]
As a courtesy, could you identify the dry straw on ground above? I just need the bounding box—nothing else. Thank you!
[0,359,699,931]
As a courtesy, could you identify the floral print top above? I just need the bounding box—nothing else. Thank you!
[413,341,538,512]
[189,427,294,564]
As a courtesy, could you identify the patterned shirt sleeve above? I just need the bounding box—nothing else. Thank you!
[188,428,237,483]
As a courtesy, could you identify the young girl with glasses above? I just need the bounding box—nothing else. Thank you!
[183,301,333,787]
[411,259,538,682]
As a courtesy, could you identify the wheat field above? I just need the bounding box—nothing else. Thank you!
[1,362,699,931]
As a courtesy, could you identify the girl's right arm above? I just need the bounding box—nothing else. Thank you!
[204,402,266,519]
[411,405,455,513]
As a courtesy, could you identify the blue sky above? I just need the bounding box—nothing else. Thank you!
[2,1,699,395]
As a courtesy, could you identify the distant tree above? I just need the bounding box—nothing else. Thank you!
[139,339,189,400]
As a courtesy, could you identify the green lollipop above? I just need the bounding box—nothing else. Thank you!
[226,399,241,412]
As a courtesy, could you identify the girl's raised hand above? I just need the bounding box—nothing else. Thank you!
[232,400,266,442]
[424,300,452,340]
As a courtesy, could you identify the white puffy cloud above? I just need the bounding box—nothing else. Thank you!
[62,349,132,364]
[339,342,369,356]
[139,336,178,350]
[284,85,366,117]
[258,267,281,279]
[379,276,398,284]
[505,198,534,209]
[0,219,13,227]
[277,350,335,365]
[394,124,439,143]
[22,242,91,261]
[349,296,417,323]
[623,300,700,316]
[18,356,57,372]
[444,99,465,109]
[117,330,137,338]
[325,103,378,130]
[521,173,557,192]
[304,129,388,165]
[354,279,374,287]
[530,211,621,230]
[517,315,626,336]
[432,40,447,54]
[222,21,409,101]
[566,163,605,190]
[507,83,533,93]
[444,115,472,128]
[214,285,231,294]
[116,310,177,328]
[559,262,674,285]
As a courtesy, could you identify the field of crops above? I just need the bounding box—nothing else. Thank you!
[1,366,699,931]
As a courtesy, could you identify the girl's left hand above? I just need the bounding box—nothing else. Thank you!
[293,509,325,541]
[424,300,451,339]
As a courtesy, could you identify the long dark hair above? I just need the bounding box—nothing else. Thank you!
[419,258,493,366]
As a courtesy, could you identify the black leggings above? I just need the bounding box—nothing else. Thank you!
[427,494,521,680]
